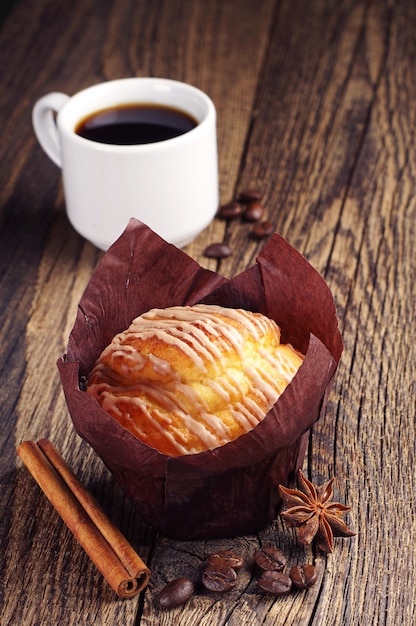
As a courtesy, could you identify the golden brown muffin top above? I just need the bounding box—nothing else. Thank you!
[87,305,304,455]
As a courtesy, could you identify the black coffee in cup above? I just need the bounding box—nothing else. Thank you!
[33,77,218,250]
[75,104,198,145]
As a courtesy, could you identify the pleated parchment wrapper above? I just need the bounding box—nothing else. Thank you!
[58,219,343,540]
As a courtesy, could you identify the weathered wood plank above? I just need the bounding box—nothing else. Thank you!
[1,0,415,624]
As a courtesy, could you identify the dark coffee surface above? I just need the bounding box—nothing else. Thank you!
[75,104,197,145]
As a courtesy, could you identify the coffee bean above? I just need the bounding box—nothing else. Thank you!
[202,564,238,593]
[207,550,244,571]
[217,201,243,220]
[203,243,232,258]
[254,547,286,572]
[238,188,263,203]
[244,201,265,222]
[157,577,195,609]
[289,564,318,590]
[252,221,274,239]
[258,570,292,597]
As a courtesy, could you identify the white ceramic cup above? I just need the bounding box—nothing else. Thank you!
[32,77,218,250]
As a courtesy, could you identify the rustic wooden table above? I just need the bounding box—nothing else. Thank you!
[1,0,415,624]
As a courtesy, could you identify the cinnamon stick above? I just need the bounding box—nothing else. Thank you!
[16,439,150,598]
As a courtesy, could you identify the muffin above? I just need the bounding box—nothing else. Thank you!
[58,219,342,539]
[86,304,304,456]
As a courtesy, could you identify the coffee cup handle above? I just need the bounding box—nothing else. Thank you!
[32,93,70,168]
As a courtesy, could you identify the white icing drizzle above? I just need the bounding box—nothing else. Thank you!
[148,353,176,377]
[243,364,281,404]
[232,401,264,429]
[206,378,232,402]
[96,373,234,451]
[131,305,271,365]
[88,304,302,455]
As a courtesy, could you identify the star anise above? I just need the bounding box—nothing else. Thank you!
[278,469,356,553]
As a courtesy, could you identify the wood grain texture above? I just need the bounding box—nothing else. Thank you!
[1,0,415,624]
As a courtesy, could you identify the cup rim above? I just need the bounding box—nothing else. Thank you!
[57,77,216,152]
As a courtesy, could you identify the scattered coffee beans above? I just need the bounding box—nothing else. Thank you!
[207,550,244,571]
[202,564,238,593]
[217,201,244,220]
[204,187,272,259]
[156,545,318,609]
[258,570,292,597]
[238,188,263,203]
[203,242,232,258]
[254,547,286,572]
[252,220,274,239]
[243,201,265,222]
[157,577,195,609]
[289,564,318,590]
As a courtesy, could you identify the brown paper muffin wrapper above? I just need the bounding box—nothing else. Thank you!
[58,219,343,539]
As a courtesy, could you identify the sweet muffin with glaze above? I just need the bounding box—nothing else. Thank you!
[58,219,343,539]
[86,304,304,456]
